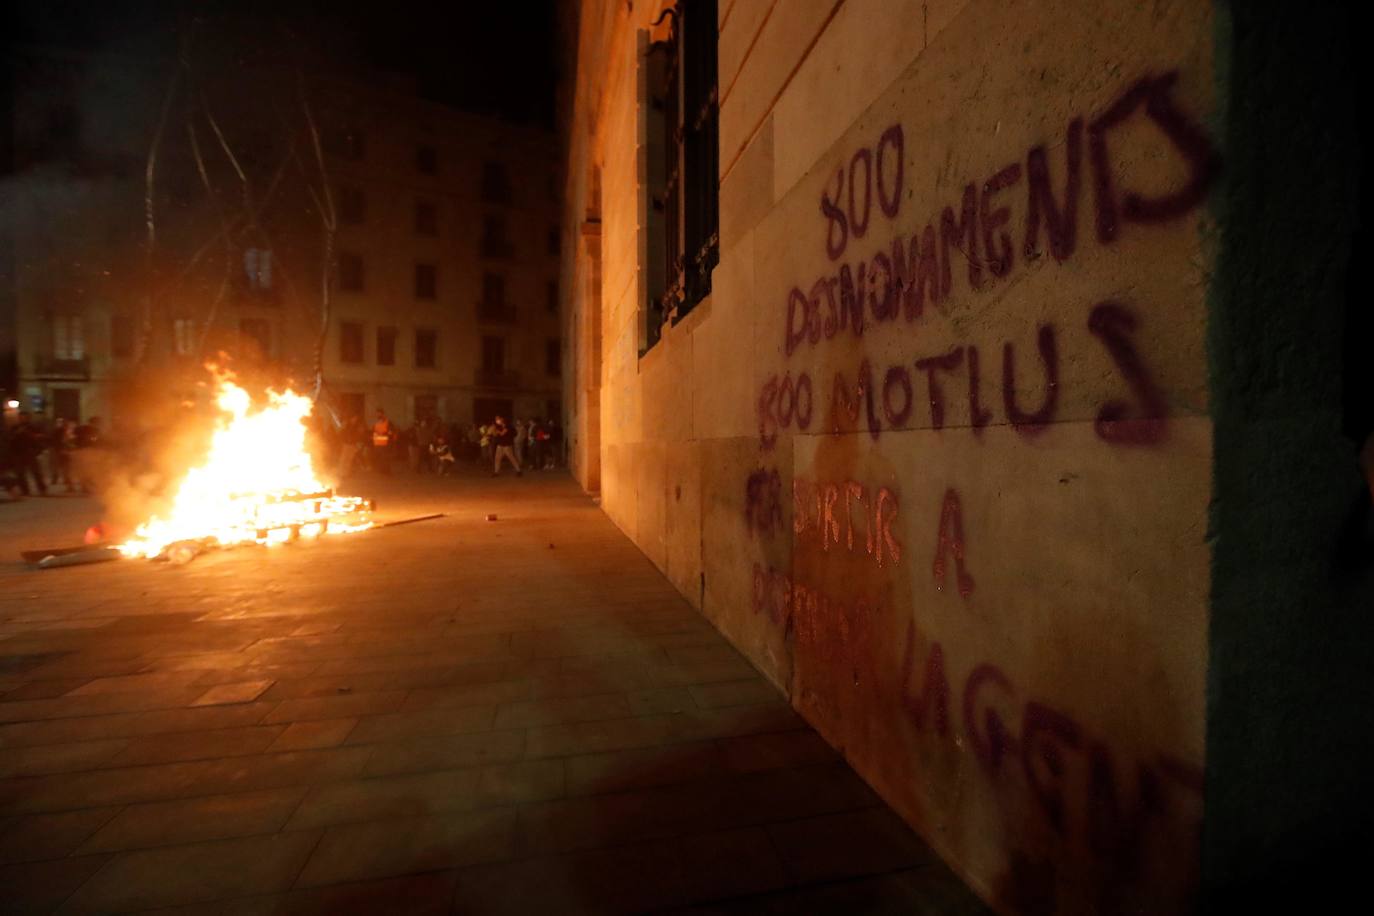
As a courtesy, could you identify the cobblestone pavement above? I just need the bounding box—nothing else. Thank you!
[0,470,988,914]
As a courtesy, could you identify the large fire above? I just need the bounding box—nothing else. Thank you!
[117,372,372,560]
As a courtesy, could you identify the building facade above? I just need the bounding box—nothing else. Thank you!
[2,46,562,431]
[316,83,564,429]
[557,2,1366,914]
[1,46,155,423]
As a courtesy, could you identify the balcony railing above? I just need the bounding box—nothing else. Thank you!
[36,355,91,379]
[477,302,517,324]
[475,368,521,389]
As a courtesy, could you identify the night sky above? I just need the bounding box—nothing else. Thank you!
[5,0,559,125]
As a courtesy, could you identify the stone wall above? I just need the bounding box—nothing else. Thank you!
[555,1,1354,912]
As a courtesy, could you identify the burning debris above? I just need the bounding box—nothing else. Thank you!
[113,372,375,561]
[19,369,457,570]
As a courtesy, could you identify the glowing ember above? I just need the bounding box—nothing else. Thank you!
[118,371,372,559]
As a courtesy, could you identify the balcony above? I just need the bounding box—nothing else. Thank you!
[36,355,91,379]
[477,302,518,325]
[475,368,521,389]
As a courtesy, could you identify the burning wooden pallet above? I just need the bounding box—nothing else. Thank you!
[22,507,444,569]
[20,370,442,570]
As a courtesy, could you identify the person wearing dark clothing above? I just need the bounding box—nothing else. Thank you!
[74,416,101,449]
[430,434,456,476]
[528,420,546,471]
[49,418,75,492]
[337,416,366,477]
[547,419,563,469]
[9,412,48,496]
[0,425,24,499]
[491,416,521,476]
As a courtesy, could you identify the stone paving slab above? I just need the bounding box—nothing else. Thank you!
[0,472,989,913]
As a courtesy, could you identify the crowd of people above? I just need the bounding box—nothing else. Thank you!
[0,411,104,500]
[325,410,564,479]
[3,404,564,501]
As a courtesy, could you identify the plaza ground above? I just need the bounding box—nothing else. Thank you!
[0,470,987,914]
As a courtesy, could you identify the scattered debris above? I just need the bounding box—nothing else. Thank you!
[22,545,97,564]
[24,512,444,570]
[25,547,123,570]
[377,513,444,529]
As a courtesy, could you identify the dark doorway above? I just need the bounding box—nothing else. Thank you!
[473,397,513,425]
[52,387,80,421]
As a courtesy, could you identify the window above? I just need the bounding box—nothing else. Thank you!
[111,314,133,358]
[546,338,562,376]
[415,200,438,236]
[52,315,84,359]
[338,252,365,292]
[376,326,396,366]
[481,214,512,258]
[646,0,720,348]
[481,335,505,373]
[416,145,438,175]
[52,388,80,422]
[239,318,271,358]
[480,273,513,323]
[172,317,195,356]
[415,329,437,368]
[414,263,437,299]
[547,227,560,256]
[339,321,364,363]
[326,128,365,161]
[547,281,558,314]
[243,248,272,291]
[339,185,366,224]
[481,161,510,203]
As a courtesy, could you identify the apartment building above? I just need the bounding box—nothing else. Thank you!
[2,46,562,429]
[317,82,563,427]
[1,45,155,423]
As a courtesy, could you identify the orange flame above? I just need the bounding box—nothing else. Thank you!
[118,371,372,559]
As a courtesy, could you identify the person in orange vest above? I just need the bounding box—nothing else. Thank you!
[371,409,395,475]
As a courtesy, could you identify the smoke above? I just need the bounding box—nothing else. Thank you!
[76,362,211,538]
[85,359,330,540]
